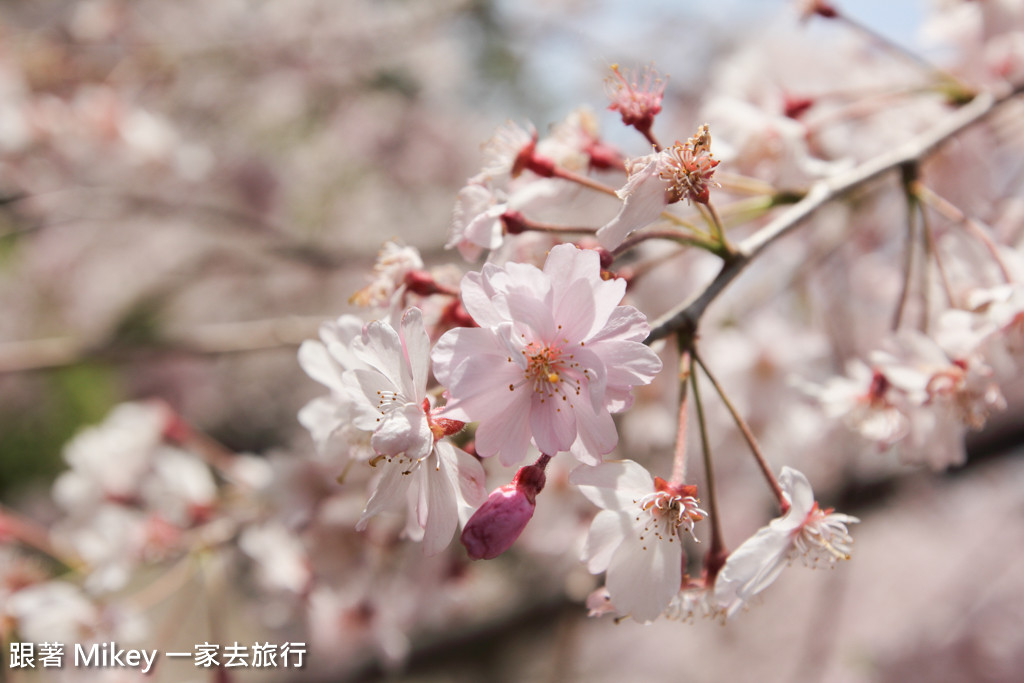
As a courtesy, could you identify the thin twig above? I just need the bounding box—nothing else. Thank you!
[646,85,1024,344]
[692,352,785,509]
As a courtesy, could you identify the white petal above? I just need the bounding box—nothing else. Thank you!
[582,509,628,573]
[570,460,653,510]
[422,456,459,556]
[606,533,681,623]
[399,308,430,400]
[298,340,346,394]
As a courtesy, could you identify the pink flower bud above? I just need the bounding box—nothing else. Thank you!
[460,464,546,560]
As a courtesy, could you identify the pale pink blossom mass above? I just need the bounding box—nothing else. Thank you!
[432,243,662,466]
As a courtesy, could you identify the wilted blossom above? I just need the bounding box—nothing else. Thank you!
[432,243,662,466]
[572,460,706,623]
[605,63,667,138]
[597,125,720,249]
[714,467,858,618]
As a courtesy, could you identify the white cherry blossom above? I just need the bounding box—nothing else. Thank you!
[714,467,858,618]
[571,460,706,623]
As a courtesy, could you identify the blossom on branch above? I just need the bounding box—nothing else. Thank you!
[597,124,720,249]
[432,243,662,466]
[344,309,487,554]
[571,460,707,623]
[605,64,667,139]
[714,467,858,617]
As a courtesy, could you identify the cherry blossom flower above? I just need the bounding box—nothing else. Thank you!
[298,314,373,463]
[794,359,912,448]
[714,467,858,618]
[344,308,487,555]
[460,459,547,560]
[448,179,508,261]
[350,240,426,309]
[571,460,706,623]
[597,125,720,249]
[605,64,667,138]
[432,243,662,466]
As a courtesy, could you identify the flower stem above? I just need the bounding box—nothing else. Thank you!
[550,166,620,197]
[688,354,726,568]
[915,183,1013,282]
[611,228,719,258]
[670,349,692,486]
[692,352,786,511]
[698,201,734,256]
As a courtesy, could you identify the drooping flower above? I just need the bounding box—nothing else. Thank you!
[343,308,487,555]
[432,243,662,466]
[597,125,720,249]
[714,467,858,618]
[571,460,707,623]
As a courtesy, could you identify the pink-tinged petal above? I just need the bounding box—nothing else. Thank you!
[422,457,459,556]
[432,326,508,388]
[777,467,815,526]
[529,392,577,456]
[551,277,597,344]
[570,460,654,510]
[506,289,556,341]
[357,464,413,530]
[588,339,662,393]
[371,403,431,460]
[582,509,628,574]
[298,340,346,394]
[399,308,430,400]
[462,204,506,251]
[606,533,681,623]
[444,354,527,423]
[474,394,534,465]
[569,399,618,465]
[597,158,668,249]
[353,320,405,391]
[445,443,488,510]
[459,270,505,328]
[543,242,599,280]
[587,305,650,344]
[565,345,608,409]
[713,525,791,617]
[544,244,625,337]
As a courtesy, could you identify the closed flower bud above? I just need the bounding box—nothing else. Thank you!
[460,463,547,560]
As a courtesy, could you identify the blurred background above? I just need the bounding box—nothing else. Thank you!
[3,1,1024,682]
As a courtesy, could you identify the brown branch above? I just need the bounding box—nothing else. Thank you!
[646,85,1024,344]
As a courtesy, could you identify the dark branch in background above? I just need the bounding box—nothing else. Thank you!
[646,84,1024,345]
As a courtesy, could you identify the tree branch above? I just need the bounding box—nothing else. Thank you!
[646,85,1024,344]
